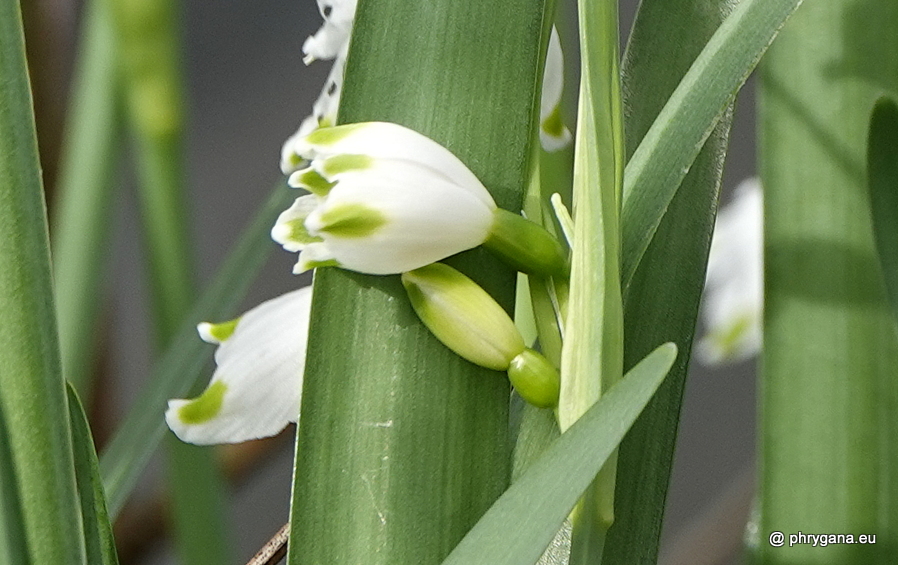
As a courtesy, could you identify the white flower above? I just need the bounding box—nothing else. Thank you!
[165,287,312,445]
[539,28,572,152]
[273,123,497,275]
[274,122,568,276]
[697,178,763,364]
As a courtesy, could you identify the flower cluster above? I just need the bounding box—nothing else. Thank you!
[166,4,572,445]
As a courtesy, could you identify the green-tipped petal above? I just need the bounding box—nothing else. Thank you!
[402,263,525,371]
[165,287,312,445]
[197,318,240,344]
[272,195,323,252]
[287,167,336,196]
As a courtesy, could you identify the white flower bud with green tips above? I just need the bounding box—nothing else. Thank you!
[540,28,572,152]
[698,178,763,364]
[402,263,560,408]
[274,122,568,276]
[165,287,312,444]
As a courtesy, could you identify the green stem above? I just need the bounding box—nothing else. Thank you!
[51,0,121,402]
[105,0,229,561]
[759,1,898,562]
[0,1,86,562]
[561,0,624,562]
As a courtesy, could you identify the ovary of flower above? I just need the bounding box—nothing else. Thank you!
[697,178,763,364]
[273,122,569,277]
[165,287,312,445]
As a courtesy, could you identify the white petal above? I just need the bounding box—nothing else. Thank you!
[303,161,495,274]
[272,195,322,252]
[295,123,494,208]
[539,28,571,152]
[697,178,763,364]
[280,117,319,174]
[295,242,338,273]
[165,287,313,445]
[302,0,357,63]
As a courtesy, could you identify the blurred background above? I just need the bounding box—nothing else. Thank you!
[21,0,756,563]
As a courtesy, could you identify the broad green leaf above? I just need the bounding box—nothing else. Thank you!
[620,0,803,290]
[869,97,898,326]
[759,1,898,561]
[0,401,29,565]
[99,184,293,517]
[0,1,86,562]
[286,0,554,563]
[603,1,736,562]
[441,343,677,565]
[67,385,119,565]
[52,0,121,401]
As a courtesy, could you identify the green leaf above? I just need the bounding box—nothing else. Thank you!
[869,97,898,325]
[441,343,677,565]
[99,183,293,517]
[620,0,803,290]
[0,401,29,565]
[603,1,736,563]
[759,1,898,561]
[66,385,119,565]
[0,1,86,562]
[52,0,121,401]
[286,0,554,563]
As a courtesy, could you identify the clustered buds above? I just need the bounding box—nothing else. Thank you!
[402,264,560,408]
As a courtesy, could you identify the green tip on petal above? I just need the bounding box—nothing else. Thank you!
[485,209,569,278]
[507,348,560,408]
[177,381,228,425]
[198,318,240,343]
[319,154,374,177]
[541,105,566,138]
[289,168,336,196]
[402,263,525,371]
[305,123,368,146]
[315,203,387,238]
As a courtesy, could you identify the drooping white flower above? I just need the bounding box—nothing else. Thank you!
[539,28,572,152]
[165,287,312,445]
[697,178,763,364]
[273,122,568,276]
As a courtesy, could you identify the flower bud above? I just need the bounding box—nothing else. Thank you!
[402,263,560,407]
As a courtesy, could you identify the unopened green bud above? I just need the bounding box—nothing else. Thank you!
[485,209,569,278]
[402,263,525,371]
[507,348,560,408]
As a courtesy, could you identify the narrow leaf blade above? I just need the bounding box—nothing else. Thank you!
[441,343,677,565]
[67,385,119,565]
[869,97,898,324]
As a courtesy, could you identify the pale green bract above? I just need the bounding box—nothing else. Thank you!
[165,287,312,444]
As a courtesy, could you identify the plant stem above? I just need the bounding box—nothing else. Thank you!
[51,0,121,402]
[105,0,229,561]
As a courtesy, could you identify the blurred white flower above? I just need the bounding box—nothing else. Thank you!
[697,178,763,365]
[540,28,572,151]
[165,287,312,445]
